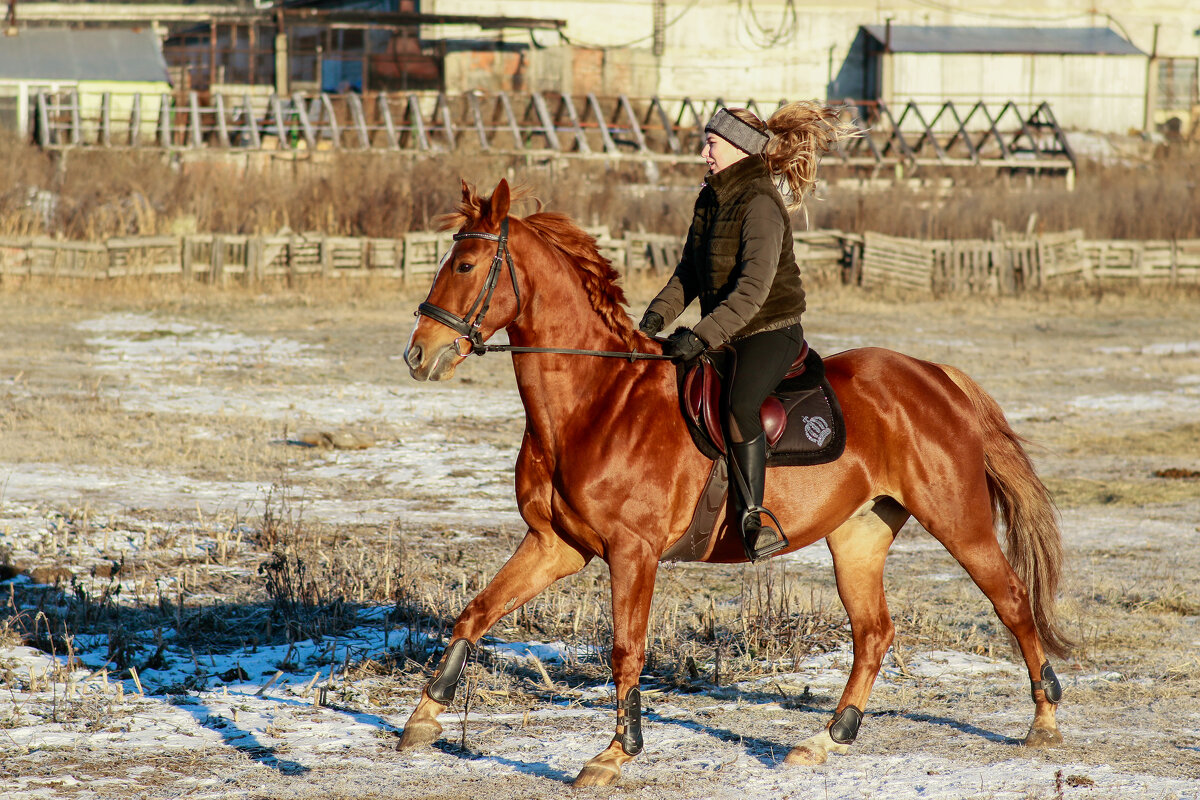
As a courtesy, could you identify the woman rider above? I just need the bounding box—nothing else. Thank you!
[639,102,855,561]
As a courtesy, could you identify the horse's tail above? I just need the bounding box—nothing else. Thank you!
[938,364,1075,660]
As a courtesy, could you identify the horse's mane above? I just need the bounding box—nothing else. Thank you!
[522,212,636,348]
[438,187,636,349]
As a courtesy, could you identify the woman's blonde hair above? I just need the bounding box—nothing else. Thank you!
[728,102,860,211]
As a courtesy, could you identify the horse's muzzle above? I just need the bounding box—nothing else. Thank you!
[404,340,460,382]
[404,342,424,372]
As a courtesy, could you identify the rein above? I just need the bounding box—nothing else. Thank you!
[416,218,673,362]
[474,343,672,362]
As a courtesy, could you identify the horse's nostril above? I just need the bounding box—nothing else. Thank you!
[405,344,423,369]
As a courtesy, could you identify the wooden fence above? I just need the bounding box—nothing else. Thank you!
[0,229,849,286]
[858,231,1200,292]
[0,234,406,283]
[2,230,1197,291]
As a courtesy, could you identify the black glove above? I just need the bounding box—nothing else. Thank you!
[639,311,664,337]
[664,327,707,363]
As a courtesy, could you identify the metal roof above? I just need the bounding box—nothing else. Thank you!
[862,25,1145,57]
[0,28,170,82]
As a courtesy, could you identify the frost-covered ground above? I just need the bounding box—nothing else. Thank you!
[2,625,1196,800]
[3,300,1200,799]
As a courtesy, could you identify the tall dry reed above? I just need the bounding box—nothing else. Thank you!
[2,130,1197,241]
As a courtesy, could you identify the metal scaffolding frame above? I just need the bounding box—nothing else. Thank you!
[31,90,1076,181]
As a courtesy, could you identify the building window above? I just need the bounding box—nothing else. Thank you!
[1158,58,1198,111]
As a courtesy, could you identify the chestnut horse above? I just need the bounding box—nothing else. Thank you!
[399,179,1072,786]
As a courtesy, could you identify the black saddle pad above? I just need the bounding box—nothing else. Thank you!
[676,346,847,467]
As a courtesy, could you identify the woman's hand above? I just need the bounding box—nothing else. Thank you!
[664,328,706,363]
[639,311,665,337]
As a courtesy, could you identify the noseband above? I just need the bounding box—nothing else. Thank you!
[417,218,520,356]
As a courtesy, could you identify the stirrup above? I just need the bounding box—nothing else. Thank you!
[740,507,789,562]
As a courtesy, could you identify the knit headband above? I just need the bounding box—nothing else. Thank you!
[704,109,769,155]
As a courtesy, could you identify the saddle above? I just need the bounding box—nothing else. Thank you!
[662,342,846,563]
[679,342,845,466]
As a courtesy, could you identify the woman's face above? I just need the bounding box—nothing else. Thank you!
[701,133,747,174]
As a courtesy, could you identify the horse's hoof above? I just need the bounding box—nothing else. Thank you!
[784,745,827,766]
[1023,727,1063,748]
[784,729,849,766]
[396,720,443,751]
[573,761,621,787]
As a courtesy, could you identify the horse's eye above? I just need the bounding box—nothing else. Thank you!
[455,262,476,274]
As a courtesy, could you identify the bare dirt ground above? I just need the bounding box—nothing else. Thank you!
[1,280,1199,799]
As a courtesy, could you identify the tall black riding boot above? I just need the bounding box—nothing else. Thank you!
[729,433,788,562]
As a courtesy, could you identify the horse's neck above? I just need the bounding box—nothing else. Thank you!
[507,234,633,358]
[505,259,639,436]
[507,302,627,354]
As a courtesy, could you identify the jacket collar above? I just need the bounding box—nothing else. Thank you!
[705,155,769,201]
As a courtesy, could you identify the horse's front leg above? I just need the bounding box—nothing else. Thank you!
[398,529,589,750]
[573,546,658,787]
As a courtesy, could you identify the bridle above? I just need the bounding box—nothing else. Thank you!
[415,218,671,362]
[417,218,521,358]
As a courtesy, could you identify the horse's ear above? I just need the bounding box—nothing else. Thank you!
[487,179,511,225]
[460,179,472,203]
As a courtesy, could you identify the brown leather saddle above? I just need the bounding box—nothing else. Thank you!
[662,343,846,563]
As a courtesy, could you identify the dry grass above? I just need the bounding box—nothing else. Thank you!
[813,159,1200,240]
[4,130,1199,241]
[1057,421,1200,458]
[1043,476,1200,508]
[1,274,1198,729]
[0,394,287,481]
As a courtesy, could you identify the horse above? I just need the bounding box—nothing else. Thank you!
[398,178,1072,787]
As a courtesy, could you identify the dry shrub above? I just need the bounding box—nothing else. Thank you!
[170,154,476,235]
[813,156,1200,240]
[254,482,404,644]
[3,133,1198,262]
[0,129,58,236]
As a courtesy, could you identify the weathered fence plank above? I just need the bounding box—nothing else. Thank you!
[862,232,934,290]
[2,232,1197,292]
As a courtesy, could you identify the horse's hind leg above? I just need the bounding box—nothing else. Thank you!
[786,498,907,766]
[915,503,1062,747]
[398,529,589,750]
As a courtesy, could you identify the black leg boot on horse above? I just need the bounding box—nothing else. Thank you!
[729,432,789,561]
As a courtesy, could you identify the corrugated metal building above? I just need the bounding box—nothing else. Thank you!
[858,26,1148,134]
[420,0,1198,134]
[4,2,1197,137]
[0,28,171,139]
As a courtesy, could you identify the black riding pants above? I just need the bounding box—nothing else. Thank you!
[724,323,804,443]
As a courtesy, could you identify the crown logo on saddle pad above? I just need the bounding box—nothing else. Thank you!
[803,415,833,446]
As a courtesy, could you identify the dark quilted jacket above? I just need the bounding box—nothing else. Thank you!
[646,155,805,346]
